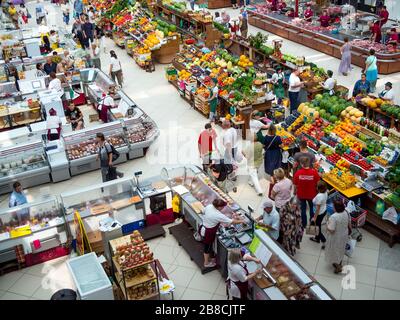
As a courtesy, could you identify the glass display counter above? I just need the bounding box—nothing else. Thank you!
[0,140,50,194]
[0,196,66,261]
[62,121,129,176]
[60,177,144,240]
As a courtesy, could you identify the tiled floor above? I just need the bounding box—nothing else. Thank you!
[1,2,400,300]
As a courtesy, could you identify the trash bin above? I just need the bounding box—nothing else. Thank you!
[50,289,77,300]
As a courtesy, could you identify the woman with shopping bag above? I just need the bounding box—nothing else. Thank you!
[324,200,352,274]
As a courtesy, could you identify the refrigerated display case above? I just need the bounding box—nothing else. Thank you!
[123,113,159,159]
[82,69,119,105]
[60,177,145,253]
[0,140,51,194]
[62,121,129,176]
[0,196,67,263]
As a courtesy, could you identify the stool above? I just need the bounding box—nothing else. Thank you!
[50,289,77,300]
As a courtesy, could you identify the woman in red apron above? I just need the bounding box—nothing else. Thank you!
[227,248,262,300]
[99,90,116,123]
[200,199,245,268]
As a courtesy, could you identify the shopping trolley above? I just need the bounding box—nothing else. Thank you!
[327,191,367,242]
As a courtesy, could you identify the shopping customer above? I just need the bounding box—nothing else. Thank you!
[325,200,351,274]
[271,67,285,99]
[231,0,238,10]
[352,73,371,97]
[188,0,195,11]
[222,120,239,165]
[310,181,328,248]
[293,140,316,170]
[293,157,320,228]
[198,123,218,171]
[221,10,230,27]
[35,0,46,25]
[239,15,248,38]
[288,69,304,113]
[364,49,378,93]
[65,102,84,131]
[35,63,46,78]
[73,0,84,18]
[96,132,124,182]
[109,50,123,87]
[338,37,351,76]
[43,56,57,75]
[62,1,70,25]
[261,124,282,179]
[249,111,269,135]
[279,196,303,256]
[242,138,263,196]
[208,78,219,121]
[200,199,245,268]
[227,248,262,300]
[256,201,280,240]
[9,181,29,223]
[90,43,101,69]
[82,14,94,47]
[270,168,292,211]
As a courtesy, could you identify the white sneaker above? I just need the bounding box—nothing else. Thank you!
[248,181,254,187]
[204,262,216,268]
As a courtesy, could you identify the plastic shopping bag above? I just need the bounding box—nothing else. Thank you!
[345,238,357,257]
[345,200,357,214]
[382,207,398,225]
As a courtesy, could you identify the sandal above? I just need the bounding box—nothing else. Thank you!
[310,237,320,243]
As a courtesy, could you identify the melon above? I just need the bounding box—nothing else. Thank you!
[349,109,357,116]
[341,110,347,117]
[350,116,357,122]
[355,111,363,117]
[346,106,353,112]
[313,111,320,119]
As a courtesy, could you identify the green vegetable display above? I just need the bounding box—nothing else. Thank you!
[248,32,268,50]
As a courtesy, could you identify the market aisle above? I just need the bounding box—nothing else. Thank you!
[1,1,400,301]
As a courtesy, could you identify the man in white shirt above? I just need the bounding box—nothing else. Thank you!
[288,69,304,113]
[379,82,394,101]
[48,72,64,98]
[256,200,280,240]
[222,120,238,165]
[249,111,269,135]
[321,70,336,96]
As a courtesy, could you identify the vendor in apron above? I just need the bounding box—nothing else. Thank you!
[208,78,219,122]
[271,67,285,99]
[99,89,116,123]
[200,199,245,268]
[227,248,262,300]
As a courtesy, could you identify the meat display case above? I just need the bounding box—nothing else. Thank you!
[62,121,129,176]
[123,112,160,159]
[0,196,67,263]
[160,165,333,300]
[60,177,145,249]
[0,140,50,194]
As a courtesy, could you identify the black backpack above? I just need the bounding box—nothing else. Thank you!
[105,142,120,162]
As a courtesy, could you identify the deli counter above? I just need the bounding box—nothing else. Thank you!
[161,165,334,300]
[62,121,129,176]
[0,196,67,263]
[0,140,51,194]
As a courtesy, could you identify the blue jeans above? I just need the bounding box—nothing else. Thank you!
[189,1,195,10]
[300,199,314,228]
[288,91,299,114]
[63,14,69,25]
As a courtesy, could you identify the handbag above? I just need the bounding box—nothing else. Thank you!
[305,224,319,236]
[345,238,357,257]
[106,166,117,181]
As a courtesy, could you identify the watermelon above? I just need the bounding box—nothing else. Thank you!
[315,94,323,100]
[330,115,338,123]
[169,25,177,32]
[319,109,326,117]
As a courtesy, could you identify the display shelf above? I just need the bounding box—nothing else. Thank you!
[115,267,156,288]
[112,256,155,274]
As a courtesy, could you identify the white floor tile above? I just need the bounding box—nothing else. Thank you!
[211,293,227,300]
[0,271,24,291]
[8,273,43,297]
[341,283,375,300]
[296,237,322,257]
[345,263,377,286]
[374,287,400,300]
[181,287,213,300]
[376,268,400,292]
[168,265,197,288]
[0,290,5,298]
[348,247,379,267]
[0,292,30,300]
[315,257,346,280]
[214,278,228,296]
[171,285,186,300]
[174,249,198,269]
[153,244,183,265]
[187,270,223,294]
[294,252,319,275]
[314,275,343,300]
[355,230,381,251]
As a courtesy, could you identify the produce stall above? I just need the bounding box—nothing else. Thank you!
[0,196,67,265]
[162,165,333,300]
[0,140,51,194]
[247,11,400,74]
[154,1,223,48]
[168,44,275,138]
[204,0,232,9]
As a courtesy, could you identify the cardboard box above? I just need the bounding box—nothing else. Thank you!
[89,113,99,122]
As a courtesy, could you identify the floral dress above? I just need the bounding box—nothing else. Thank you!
[279,203,304,256]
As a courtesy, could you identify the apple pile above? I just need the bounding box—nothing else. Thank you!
[342,149,374,171]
